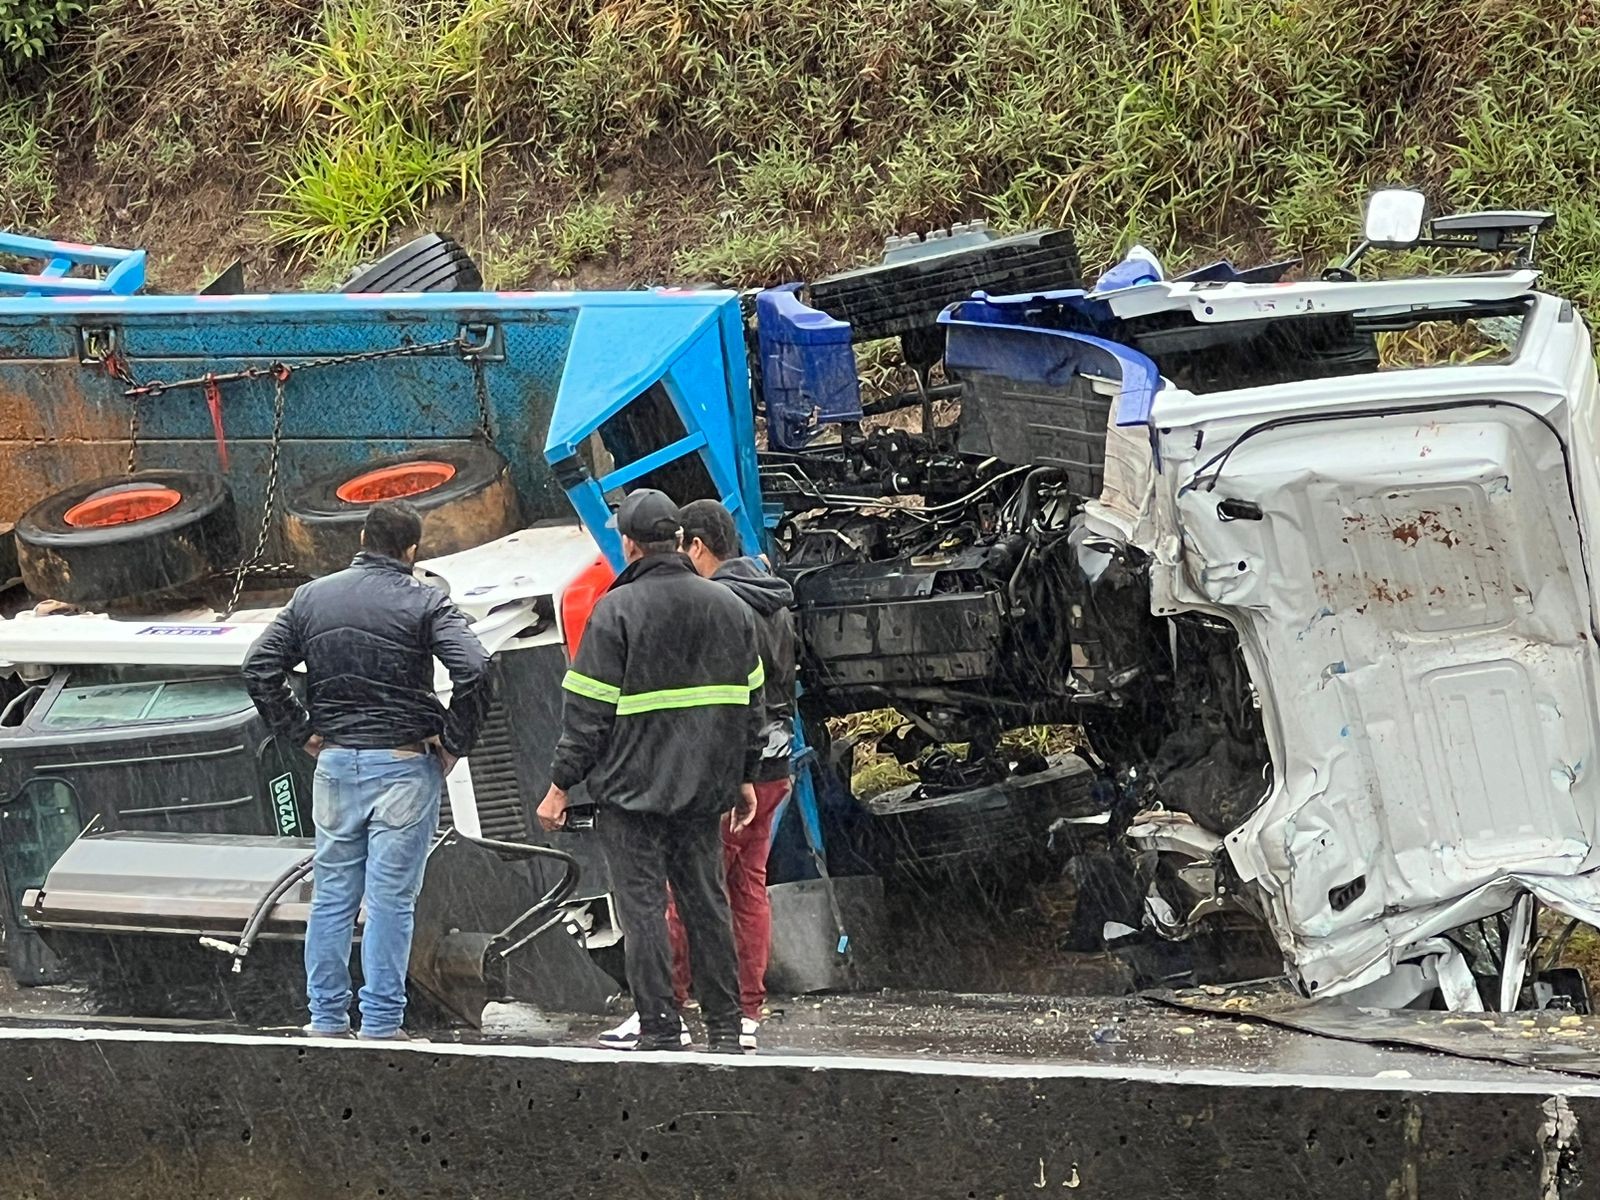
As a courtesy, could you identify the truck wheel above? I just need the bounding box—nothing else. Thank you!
[806,227,1082,343]
[14,470,241,604]
[282,444,522,575]
[338,232,483,294]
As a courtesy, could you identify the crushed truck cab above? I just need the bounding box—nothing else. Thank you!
[1116,265,1600,1005]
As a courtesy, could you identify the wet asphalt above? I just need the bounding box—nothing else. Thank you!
[2,963,1586,1088]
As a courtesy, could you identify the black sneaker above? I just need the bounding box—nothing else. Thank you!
[634,1031,688,1052]
[706,1035,747,1055]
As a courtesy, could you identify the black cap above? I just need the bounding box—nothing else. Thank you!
[607,488,682,543]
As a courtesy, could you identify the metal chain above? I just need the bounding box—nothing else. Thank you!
[223,366,291,617]
[471,353,494,441]
[122,336,471,399]
[82,332,493,613]
[88,338,144,475]
[125,395,141,475]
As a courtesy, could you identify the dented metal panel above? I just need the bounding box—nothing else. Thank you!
[1130,289,1600,999]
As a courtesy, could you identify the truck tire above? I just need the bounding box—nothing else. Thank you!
[339,232,483,294]
[282,444,521,575]
[15,470,240,604]
[0,521,17,587]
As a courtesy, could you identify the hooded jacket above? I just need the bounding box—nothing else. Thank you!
[550,552,765,816]
[712,556,795,781]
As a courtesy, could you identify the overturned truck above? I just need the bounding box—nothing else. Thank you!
[0,193,1592,1022]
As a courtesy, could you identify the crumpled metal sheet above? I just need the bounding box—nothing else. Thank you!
[1123,291,1600,1002]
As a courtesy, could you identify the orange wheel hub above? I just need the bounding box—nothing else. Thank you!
[336,461,457,504]
[64,484,183,528]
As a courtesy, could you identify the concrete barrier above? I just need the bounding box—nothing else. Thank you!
[0,1024,1596,1197]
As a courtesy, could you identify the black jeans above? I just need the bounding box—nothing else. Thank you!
[599,806,741,1042]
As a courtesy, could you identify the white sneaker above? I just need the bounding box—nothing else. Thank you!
[597,1011,692,1049]
[740,1017,759,1051]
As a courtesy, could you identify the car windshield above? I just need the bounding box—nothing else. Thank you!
[40,668,252,730]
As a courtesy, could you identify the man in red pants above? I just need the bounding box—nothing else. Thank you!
[598,499,795,1052]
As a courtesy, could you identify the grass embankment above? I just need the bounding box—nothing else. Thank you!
[0,0,1597,294]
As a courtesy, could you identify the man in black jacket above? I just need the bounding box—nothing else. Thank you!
[243,500,489,1040]
[597,497,795,1051]
[536,488,763,1053]
[680,499,795,1046]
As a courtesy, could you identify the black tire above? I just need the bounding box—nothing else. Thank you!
[339,232,483,294]
[282,444,522,576]
[0,521,17,587]
[15,470,240,604]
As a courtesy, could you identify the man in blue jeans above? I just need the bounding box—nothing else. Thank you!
[244,500,489,1040]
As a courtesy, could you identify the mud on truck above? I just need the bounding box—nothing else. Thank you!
[0,191,1591,1025]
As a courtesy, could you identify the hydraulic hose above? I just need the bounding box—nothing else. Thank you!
[455,833,583,961]
[200,853,314,972]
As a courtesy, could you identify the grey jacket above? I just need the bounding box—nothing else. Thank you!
[713,557,796,781]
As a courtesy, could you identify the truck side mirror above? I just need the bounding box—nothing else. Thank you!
[1363,189,1428,249]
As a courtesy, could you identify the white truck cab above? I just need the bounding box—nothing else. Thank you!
[1112,194,1600,1009]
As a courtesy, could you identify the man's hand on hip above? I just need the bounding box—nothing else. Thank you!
[427,737,459,775]
[303,734,325,759]
[537,784,569,832]
[730,782,758,833]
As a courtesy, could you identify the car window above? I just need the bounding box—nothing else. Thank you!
[41,675,252,730]
[0,779,80,920]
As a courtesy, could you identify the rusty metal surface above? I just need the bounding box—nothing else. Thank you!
[0,306,578,540]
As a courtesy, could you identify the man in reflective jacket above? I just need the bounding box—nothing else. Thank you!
[537,488,764,1053]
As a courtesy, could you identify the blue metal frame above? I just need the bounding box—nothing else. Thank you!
[0,287,761,566]
[541,292,766,570]
[938,301,1163,428]
[0,288,729,317]
[0,232,146,297]
[755,284,862,451]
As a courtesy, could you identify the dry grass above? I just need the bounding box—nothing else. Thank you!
[834,709,1078,798]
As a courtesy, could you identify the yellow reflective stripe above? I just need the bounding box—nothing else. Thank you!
[562,670,621,705]
[748,660,765,691]
[615,685,751,716]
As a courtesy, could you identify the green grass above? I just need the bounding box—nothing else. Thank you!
[0,98,56,227]
[16,0,1600,298]
[542,197,632,276]
[265,118,478,253]
[672,219,820,284]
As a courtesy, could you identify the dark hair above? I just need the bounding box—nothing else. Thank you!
[679,498,739,560]
[634,536,681,557]
[363,500,424,559]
